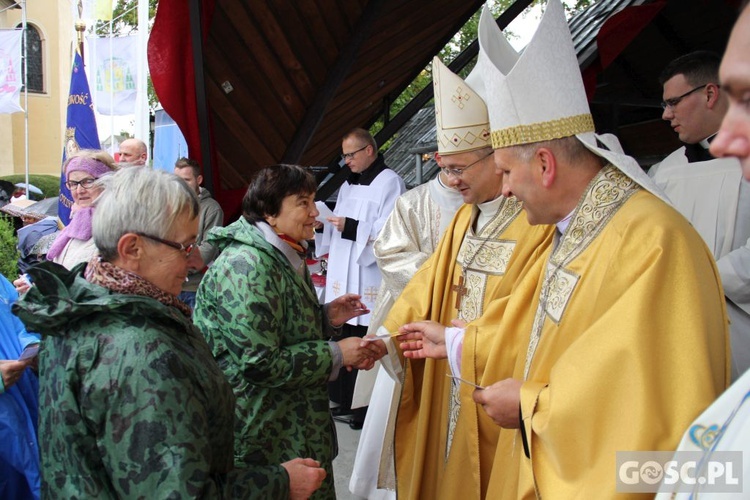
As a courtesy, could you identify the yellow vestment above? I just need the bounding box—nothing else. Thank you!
[385,198,554,499]
[489,166,730,499]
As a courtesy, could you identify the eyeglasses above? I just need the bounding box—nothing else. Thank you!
[341,145,368,161]
[661,84,708,110]
[135,232,197,258]
[65,177,97,190]
[441,152,493,178]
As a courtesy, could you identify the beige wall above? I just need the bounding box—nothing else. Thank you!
[1,2,74,177]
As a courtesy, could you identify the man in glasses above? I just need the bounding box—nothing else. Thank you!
[315,128,405,430]
[650,51,750,381]
[375,52,554,500]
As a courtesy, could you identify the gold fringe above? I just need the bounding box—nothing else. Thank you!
[491,114,595,148]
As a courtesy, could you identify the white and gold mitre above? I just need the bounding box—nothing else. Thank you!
[480,0,594,149]
[478,0,668,201]
[432,56,491,155]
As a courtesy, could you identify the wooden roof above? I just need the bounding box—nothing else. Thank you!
[151,0,740,216]
[203,0,485,190]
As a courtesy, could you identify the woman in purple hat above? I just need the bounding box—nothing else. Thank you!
[46,150,117,269]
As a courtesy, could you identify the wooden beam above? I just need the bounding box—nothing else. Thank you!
[373,0,533,147]
[281,0,386,163]
[189,0,214,192]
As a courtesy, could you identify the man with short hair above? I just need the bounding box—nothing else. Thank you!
[382,50,554,499]
[449,1,728,497]
[315,128,405,429]
[711,2,750,178]
[650,51,750,381]
[118,138,148,166]
[174,157,224,308]
[658,5,750,497]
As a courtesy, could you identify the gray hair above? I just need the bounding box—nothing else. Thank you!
[506,136,594,166]
[93,166,200,260]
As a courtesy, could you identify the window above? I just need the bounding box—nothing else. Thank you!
[16,23,44,93]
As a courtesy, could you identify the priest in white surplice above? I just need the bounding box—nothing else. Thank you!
[315,128,406,428]
[650,51,750,380]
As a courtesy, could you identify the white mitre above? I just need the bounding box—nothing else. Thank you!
[432,56,491,155]
[478,0,667,201]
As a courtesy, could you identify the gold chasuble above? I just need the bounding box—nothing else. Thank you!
[385,198,554,500]
[490,166,730,500]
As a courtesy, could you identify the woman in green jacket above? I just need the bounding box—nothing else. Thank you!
[194,165,386,499]
[14,166,326,499]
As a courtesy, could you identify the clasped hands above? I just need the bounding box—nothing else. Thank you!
[397,319,522,429]
[327,293,384,370]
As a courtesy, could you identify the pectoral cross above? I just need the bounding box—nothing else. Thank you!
[452,274,467,311]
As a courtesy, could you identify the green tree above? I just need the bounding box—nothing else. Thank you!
[372,0,595,143]
[0,217,19,281]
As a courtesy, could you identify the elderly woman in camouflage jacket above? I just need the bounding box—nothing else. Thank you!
[194,164,386,499]
[14,167,326,499]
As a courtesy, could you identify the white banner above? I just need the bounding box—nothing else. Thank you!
[88,35,138,116]
[80,0,114,21]
[0,30,23,114]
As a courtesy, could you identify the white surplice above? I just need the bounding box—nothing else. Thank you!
[651,149,750,380]
[315,165,405,326]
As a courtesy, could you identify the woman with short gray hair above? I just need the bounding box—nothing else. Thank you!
[14,166,325,499]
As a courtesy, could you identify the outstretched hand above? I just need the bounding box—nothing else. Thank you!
[327,294,369,327]
[281,457,326,500]
[398,321,448,359]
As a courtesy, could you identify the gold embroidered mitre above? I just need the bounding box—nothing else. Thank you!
[432,56,491,155]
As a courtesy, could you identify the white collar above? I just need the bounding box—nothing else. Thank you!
[556,209,575,235]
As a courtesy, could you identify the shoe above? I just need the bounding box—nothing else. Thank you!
[331,406,353,417]
[332,414,352,424]
[348,420,364,430]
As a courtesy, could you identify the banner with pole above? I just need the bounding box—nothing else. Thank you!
[59,50,101,225]
[88,35,138,116]
[0,29,23,114]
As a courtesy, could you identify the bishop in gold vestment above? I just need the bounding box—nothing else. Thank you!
[385,199,553,500]
[488,166,729,499]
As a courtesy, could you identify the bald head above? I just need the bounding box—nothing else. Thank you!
[118,138,147,166]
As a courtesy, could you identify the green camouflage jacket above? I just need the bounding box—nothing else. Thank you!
[194,218,338,499]
[14,261,289,499]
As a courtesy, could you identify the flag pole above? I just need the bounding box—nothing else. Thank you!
[109,17,114,157]
[21,0,28,195]
[135,0,149,162]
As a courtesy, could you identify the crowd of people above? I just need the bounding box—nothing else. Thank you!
[2,0,750,498]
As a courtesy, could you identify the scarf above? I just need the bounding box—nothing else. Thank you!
[46,206,94,260]
[84,256,193,317]
[275,231,306,256]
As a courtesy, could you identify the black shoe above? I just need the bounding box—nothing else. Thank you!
[331,406,353,417]
[332,414,352,424]
[348,420,364,430]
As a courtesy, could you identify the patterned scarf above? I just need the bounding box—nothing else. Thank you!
[84,256,193,317]
[275,231,306,255]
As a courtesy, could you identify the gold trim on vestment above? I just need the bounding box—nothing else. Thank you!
[490,114,595,148]
[523,166,639,379]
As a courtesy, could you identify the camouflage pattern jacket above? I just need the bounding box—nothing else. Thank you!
[194,218,338,499]
[14,261,289,499]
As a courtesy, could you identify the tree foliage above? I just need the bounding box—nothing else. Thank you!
[0,217,19,282]
[372,0,595,143]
